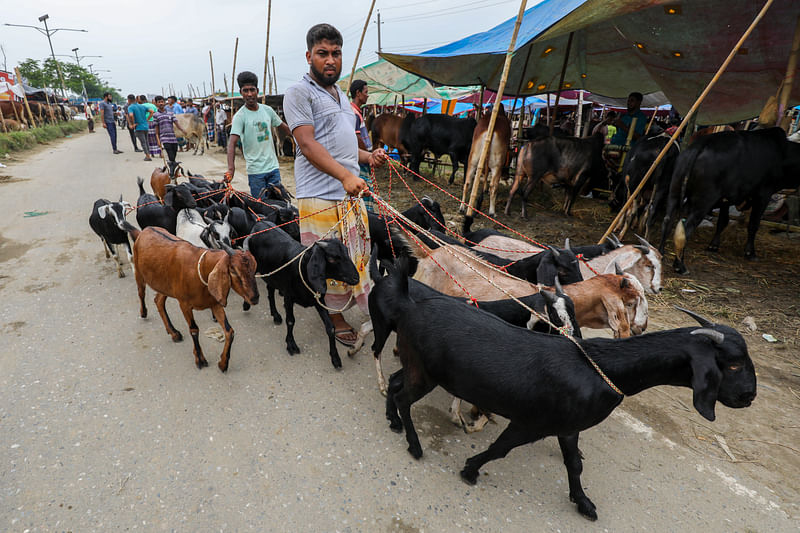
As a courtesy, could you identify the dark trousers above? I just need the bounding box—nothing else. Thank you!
[216,125,227,148]
[87,118,94,132]
[163,142,178,163]
[134,130,150,155]
[128,127,139,150]
[105,121,117,150]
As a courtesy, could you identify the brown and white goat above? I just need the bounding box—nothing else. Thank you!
[150,161,183,202]
[131,226,259,372]
[402,235,647,338]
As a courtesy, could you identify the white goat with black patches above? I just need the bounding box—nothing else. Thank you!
[88,196,135,278]
[176,208,233,249]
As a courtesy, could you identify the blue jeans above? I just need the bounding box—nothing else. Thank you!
[105,121,117,150]
[248,169,281,197]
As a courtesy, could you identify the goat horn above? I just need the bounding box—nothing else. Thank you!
[119,193,124,202]
[635,245,650,253]
[634,233,653,250]
[674,306,715,327]
[554,276,564,295]
[548,245,560,258]
[690,328,725,345]
[564,238,571,252]
[614,261,624,276]
[609,233,623,247]
[541,288,557,304]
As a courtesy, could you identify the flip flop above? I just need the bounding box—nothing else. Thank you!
[334,327,357,347]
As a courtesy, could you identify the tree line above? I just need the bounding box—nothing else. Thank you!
[17,58,122,102]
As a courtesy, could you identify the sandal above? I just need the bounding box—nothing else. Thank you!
[334,326,357,347]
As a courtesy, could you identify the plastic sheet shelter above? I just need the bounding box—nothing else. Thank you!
[381,0,800,125]
[338,58,479,106]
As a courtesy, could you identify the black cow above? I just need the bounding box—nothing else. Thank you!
[610,133,680,239]
[505,132,606,218]
[660,127,800,274]
[400,114,476,184]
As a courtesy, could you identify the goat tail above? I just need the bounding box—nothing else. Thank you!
[394,256,411,299]
[136,176,145,197]
[368,244,382,281]
[121,221,141,242]
[390,225,429,260]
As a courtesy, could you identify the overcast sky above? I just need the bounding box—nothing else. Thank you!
[2,0,539,98]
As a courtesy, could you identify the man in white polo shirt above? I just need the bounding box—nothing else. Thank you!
[226,71,291,197]
[283,23,386,346]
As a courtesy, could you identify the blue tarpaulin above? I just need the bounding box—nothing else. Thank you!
[382,0,800,124]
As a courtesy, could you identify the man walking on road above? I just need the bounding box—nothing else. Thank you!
[283,24,387,346]
[153,95,187,164]
[226,71,291,197]
[123,94,142,152]
[99,92,122,154]
[127,95,152,161]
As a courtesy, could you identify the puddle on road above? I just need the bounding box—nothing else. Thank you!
[23,281,58,293]
[0,233,31,263]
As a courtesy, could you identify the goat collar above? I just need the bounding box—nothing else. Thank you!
[197,250,210,287]
[297,250,354,313]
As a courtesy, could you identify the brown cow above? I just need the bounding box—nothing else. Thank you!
[459,109,511,216]
[174,113,208,155]
[370,113,408,155]
[1,118,26,131]
[0,101,30,128]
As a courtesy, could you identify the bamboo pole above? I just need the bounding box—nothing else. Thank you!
[15,67,38,128]
[10,96,22,124]
[231,37,239,98]
[210,50,218,143]
[599,0,778,244]
[272,56,278,94]
[575,89,584,136]
[550,32,574,135]
[43,87,57,123]
[348,0,377,92]
[264,0,272,100]
[0,104,8,133]
[777,15,800,131]
[643,106,658,135]
[465,0,528,218]
[223,74,229,97]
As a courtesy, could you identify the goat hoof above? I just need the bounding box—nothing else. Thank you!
[273,316,283,325]
[118,271,126,278]
[195,358,208,369]
[672,258,689,275]
[242,302,251,311]
[570,495,598,521]
[172,332,183,342]
[407,444,423,459]
[706,244,719,252]
[388,420,403,433]
[331,356,343,369]
[459,469,479,485]
[286,343,300,355]
[218,360,228,373]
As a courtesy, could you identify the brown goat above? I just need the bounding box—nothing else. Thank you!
[131,226,259,371]
[403,236,647,338]
[150,163,184,202]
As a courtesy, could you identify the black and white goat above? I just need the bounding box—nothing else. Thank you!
[244,221,360,369]
[135,177,197,234]
[176,208,234,249]
[89,196,135,278]
[378,259,756,521]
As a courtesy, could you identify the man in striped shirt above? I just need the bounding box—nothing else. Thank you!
[153,95,188,163]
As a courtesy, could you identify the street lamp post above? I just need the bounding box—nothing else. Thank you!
[4,14,88,99]
[70,48,102,105]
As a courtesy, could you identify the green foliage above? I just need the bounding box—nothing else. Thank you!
[17,58,122,102]
[0,121,87,157]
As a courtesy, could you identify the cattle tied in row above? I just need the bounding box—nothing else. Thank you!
[459,107,511,217]
[400,113,476,185]
[660,127,800,274]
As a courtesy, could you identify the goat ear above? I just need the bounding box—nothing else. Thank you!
[602,293,630,339]
[689,351,722,421]
[306,245,328,297]
[207,254,231,306]
[98,205,109,219]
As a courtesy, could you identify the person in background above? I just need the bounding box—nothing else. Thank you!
[203,99,215,144]
[227,71,291,197]
[127,95,152,161]
[349,79,375,212]
[123,94,141,152]
[99,92,122,154]
[85,103,95,133]
[153,95,187,164]
[168,95,183,115]
[610,92,647,146]
[284,23,387,346]
[142,96,160,160]
[592,110,618,144]
[184,99,199,116]
[215,103,228,149]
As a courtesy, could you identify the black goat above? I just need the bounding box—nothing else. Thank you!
[228,207,261,248]
[368,196,446,264]
[88,196,135,278]
[378,259,756,521]
[135,177,197,234]
[244,221,359,369]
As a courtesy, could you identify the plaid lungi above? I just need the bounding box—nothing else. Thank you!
[359,163,376,212]
[298,197,372,314]
[147,121,161,156]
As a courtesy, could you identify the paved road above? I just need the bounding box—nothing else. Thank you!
[0,131,794,532]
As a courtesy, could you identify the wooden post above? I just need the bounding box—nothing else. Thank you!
[223,74,229,97]
[599,0,778,244]
[778,15,800,131]
[643,106,658,135]
[575,89,584,136]
[210,50,218,143]
[479,85,484,117]
[393,94,397,113]
[272,56,278,94]
[15,67,38,128]
[0,104,8,133]
[45,88,57,123]
[465,0,528,217]
[231,37,239,98]
[545,92,550,124]
[422,97,427,115]
[348,0,377,93]
[264,0,272,100]
[550,32,574,135]
[203,81,207,97]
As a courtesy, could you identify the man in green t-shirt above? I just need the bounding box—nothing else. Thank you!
[226,71,291,197]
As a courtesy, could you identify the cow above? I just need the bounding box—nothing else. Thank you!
[459,107,511,217]
[660,127,800,274]
[370,113,409,156]
[400,113,476,184]
[1,118,26,131]
[505,131,606,218]
[1,100,30,128]
[174,113,208,155]
[609,133,680,239]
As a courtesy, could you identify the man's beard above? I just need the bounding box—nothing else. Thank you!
[311,64,340,87]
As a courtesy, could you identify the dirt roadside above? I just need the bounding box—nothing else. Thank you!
[0,130,797,531]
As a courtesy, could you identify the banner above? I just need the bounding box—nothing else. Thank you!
[0,71,17,101]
